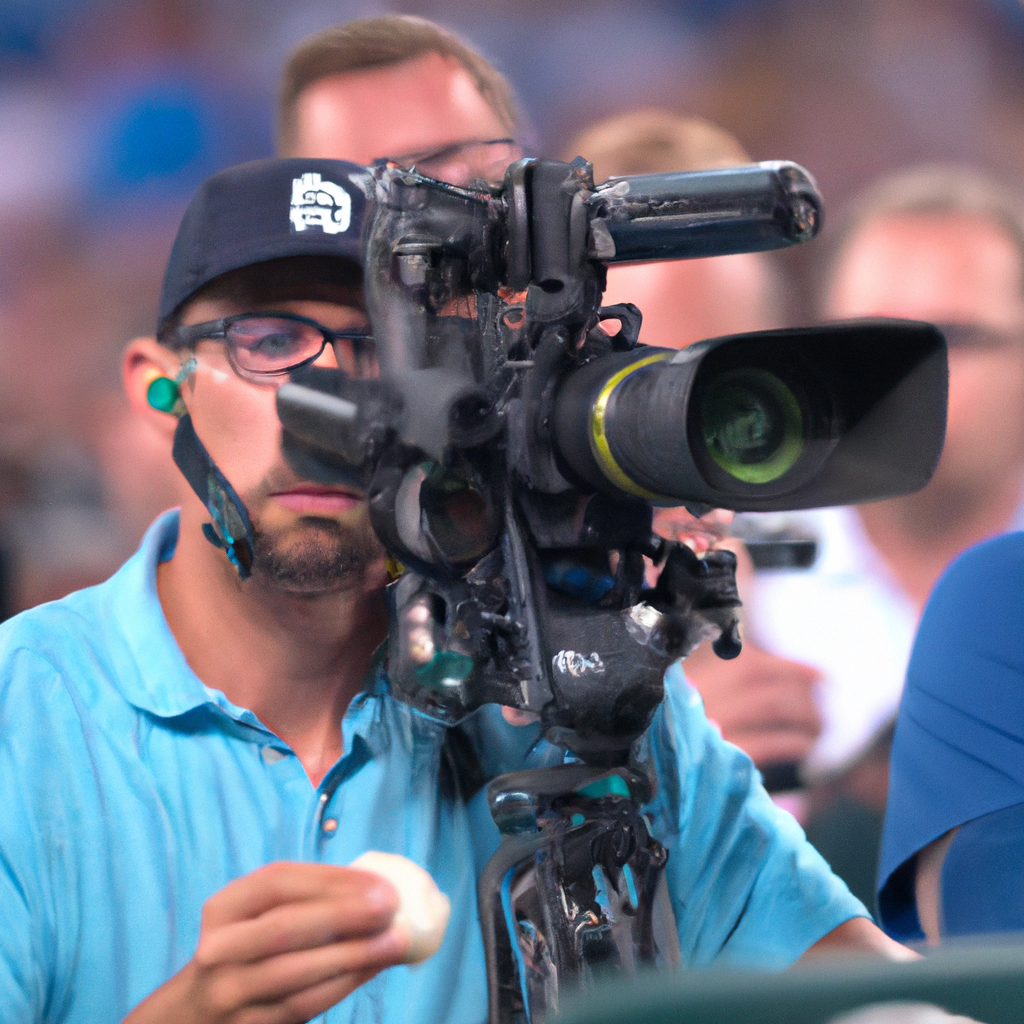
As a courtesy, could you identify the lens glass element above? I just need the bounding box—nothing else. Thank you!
[700,368,804,484]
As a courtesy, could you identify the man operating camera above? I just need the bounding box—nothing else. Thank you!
[0,145,912,1024]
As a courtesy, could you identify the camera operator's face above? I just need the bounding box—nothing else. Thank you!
[176,293,385,592]
[289,51,508,185]
[827,212,1024,497]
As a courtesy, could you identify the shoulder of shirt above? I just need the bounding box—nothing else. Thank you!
[906,531,1024,693]
[0,511,172,700]
[0,563,133,704]
[0,584,105,659]
[654,661,713,749]
[930,530,1024,610]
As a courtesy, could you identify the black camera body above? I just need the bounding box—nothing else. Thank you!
[277,156,946,761]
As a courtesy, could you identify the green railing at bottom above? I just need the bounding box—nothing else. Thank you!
[554,942,1024,1024]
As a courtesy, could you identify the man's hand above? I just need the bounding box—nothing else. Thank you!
[683,632,822,767]
[800,916,918,961]
[124,861,408,1024]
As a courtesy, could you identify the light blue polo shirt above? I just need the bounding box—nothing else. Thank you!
[0,511,865,1024]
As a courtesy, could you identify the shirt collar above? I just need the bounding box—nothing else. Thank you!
[108,509,218,720]
[109,511,392,749]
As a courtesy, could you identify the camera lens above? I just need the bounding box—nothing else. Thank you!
[699,368,804,484]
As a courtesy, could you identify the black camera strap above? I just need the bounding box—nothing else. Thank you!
[172,414,255,579]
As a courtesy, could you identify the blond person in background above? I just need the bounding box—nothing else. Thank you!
[755,166,1024,777]
[562,110,823,776]
[571,109,787,347]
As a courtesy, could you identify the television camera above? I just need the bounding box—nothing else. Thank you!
[276,156,947,1023]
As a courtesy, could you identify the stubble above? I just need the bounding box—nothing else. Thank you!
[245,469,386,594]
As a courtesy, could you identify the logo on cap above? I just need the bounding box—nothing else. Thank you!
[289,172,352,235]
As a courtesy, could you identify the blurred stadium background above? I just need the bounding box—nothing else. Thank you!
[1,0,1023,610]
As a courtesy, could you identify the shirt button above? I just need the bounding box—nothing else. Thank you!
[322,818,338,834]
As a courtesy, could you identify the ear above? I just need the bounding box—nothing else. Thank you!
[123,337,186,439]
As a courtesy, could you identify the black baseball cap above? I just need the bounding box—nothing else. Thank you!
[157,158,370,334]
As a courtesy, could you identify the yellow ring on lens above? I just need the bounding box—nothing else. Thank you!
[590,352,673,501]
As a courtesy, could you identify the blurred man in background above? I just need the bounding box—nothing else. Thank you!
[749,165,1024,905]
[563,110,824,782]
[277,14,521,186]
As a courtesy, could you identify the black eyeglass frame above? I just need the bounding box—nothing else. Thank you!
[163,311,375,382]
[380,137,520,173]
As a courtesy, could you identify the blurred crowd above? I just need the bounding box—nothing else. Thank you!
[4,0,1024,939]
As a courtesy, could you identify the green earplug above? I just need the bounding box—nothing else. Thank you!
[146,376,180,414]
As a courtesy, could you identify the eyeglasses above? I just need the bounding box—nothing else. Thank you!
[382,138,522,186]
[167,312,376,382]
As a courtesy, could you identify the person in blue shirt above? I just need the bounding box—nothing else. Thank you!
[0,153,909,1024]
[879,530,1024,944]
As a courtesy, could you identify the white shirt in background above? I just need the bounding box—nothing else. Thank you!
[746,502,1024,780]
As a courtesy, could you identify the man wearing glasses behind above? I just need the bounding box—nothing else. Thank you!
[276,15,523,187]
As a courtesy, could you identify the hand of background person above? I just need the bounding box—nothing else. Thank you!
[681,621,823,766]
[123,861,408,1024]
[653,507,823,769]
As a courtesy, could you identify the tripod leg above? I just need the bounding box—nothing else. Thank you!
[479,764,678,1024]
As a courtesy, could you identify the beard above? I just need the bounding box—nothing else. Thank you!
[245,470,386,594]
[250,518,384,593]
